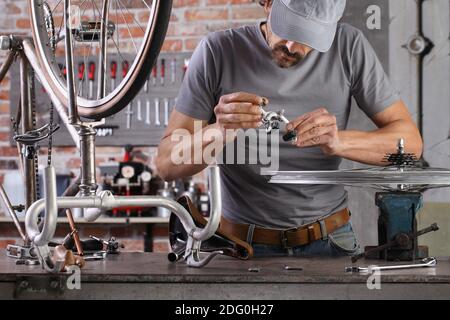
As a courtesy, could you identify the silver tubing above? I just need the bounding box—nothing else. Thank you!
[22,39,80,148]
[28,166,58,246]
[78,125,98,196]
[26,166,223,267]
[0,50,16,83]
[63,0,80,125]
[26,193,195,246]
[0,184,27,242]
[20,56,37,209]
[97,0,110,99]
[192,165,221,241]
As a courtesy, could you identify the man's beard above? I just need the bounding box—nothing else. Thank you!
[271,44,304,68]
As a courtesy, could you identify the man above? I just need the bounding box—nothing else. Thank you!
[156,0,422,257]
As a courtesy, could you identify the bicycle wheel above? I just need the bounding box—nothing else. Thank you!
[29,0,172,119]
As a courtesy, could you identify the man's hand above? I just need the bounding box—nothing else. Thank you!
[214,92,266,131]
[287,108,341,155]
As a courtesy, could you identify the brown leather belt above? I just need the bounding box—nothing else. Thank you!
[220,208,350,249]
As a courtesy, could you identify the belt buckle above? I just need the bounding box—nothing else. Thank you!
[280,229,295,250]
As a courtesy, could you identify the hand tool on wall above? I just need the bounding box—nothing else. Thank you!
[126,102,133,130]
[58,63,67,80]
[152,63,157,86]
[110,61,117,92]
[145,100,151,125]
[144,68,150,93]
[154,98,161,126]
[122,60,129,81]
[77,62,85,97]
[183,58,189,80]
[122,61,133,129]
[345,257,436,273]
[137,99,142,121]
[88,61,95,99]
[164,98,169,126]
[171,58,176,84]
[160,58,165,86]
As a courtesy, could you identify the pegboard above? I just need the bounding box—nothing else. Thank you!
[9,52,192,147]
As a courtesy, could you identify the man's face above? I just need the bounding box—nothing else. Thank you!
[263,2,314,68]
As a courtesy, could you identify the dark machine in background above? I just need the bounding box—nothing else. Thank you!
[98,144,209,218]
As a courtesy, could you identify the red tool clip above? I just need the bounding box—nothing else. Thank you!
[110,61,117,79]
[152,64,157,78]
[78,62,85,80]
[122,61,129,78]
[88,62,95,81]
[160,59,165,78]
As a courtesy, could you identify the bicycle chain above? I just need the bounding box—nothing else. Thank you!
[43,1,56,54]
[47,101,55,166]
[28,67,41,199]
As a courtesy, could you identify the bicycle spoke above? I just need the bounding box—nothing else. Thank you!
[117,0,146,34]
[116,0,139,53]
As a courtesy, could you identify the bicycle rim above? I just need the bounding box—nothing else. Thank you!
[29,0,172,119]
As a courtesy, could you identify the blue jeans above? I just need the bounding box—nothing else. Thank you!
[252,223,361,258]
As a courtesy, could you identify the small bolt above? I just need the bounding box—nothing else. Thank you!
[20,280,29,288]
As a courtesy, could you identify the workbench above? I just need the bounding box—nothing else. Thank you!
[0,250,449,300]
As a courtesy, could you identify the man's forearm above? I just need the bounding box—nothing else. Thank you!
[156,123,228,181]
[335,120,423,165]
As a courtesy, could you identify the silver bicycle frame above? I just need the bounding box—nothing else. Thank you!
[1,29,223,270]
[26,165,222,271]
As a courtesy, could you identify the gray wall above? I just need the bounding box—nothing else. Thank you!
[346,0,450,253]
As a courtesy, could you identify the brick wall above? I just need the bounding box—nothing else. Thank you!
[0,0,265,251]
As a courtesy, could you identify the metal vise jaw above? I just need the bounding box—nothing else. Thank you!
[366,192,428,261]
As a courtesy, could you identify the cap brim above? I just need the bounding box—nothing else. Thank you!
[269,0,337,53]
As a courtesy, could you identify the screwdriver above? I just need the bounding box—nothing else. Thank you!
[160,58,165,86]
[77,62,85,97]
[152,64,157,86]
[110,61,117,92]
[88,61,95,99]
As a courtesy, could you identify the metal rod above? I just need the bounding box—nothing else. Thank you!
[0,184,27,242]
[268,170,450,186]
[63,0,80,125]
[65,209,83,255]
[97,0,110,99]
[78,125,98,196]
[0,50,16,83]
[31,166,58,247]
[417,0,424,137]
[19,55,37,209]
[22,39,80,148]
[26,166,222,245]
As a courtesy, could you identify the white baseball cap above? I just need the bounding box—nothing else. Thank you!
[269,0,347,52]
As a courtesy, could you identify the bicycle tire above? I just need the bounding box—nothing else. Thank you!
[29,0,172,120]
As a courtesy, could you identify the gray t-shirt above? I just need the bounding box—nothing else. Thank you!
[175,23,399,229]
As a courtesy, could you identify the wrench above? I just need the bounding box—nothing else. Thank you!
[345,257,437,273]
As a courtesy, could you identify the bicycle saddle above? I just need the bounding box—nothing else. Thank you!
[169,195,253,262]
